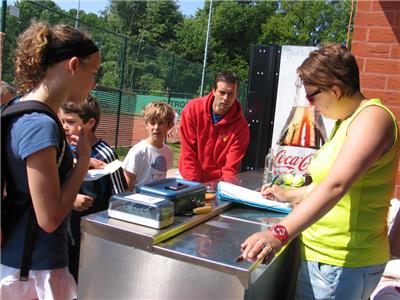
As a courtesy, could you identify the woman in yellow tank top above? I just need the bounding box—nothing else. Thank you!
[241,44,399,300]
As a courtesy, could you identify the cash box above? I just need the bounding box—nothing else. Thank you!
[108,193,174,229]
[136,178,206,215]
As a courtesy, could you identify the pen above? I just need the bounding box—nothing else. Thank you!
[234,254,244,262]
[269,175,279,187]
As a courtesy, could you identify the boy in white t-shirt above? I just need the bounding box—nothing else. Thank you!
[123,101,174,191]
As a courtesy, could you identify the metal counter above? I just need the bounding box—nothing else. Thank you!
[78,170,299,299]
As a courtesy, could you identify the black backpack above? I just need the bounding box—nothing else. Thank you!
[1,100,67,280]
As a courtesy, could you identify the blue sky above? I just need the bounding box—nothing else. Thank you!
[53,0,204,16]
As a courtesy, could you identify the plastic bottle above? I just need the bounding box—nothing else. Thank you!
[263,148,274,185]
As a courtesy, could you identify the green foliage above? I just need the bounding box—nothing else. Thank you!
[170,0,279,82]
[259,0,351,46]
[2,0,353,99]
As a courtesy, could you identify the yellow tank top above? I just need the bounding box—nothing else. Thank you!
[302,99,400,267]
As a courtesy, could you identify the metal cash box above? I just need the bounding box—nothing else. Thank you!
[136,178,206,215]
[108,193,174,229]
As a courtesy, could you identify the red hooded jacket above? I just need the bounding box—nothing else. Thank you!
[178,92,250,183]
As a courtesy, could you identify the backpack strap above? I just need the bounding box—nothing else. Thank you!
[18,207,37,281]
[1,100,66,281]
[2,100,66,156]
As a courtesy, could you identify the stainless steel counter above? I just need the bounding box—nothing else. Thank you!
[78,170,299,299]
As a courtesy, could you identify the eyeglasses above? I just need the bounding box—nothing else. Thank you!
[306,89,322,103]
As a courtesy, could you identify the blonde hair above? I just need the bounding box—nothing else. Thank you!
[14,21,98,94]
[143,101,174,125]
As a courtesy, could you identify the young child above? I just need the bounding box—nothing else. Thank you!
[59,94,126,282]
[123,101,174,190]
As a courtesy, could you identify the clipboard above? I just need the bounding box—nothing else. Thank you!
[217,181,292,214]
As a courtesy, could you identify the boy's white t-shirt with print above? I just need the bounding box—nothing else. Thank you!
[122,140,173,186]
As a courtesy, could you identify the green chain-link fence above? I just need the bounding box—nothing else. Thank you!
[1,0,247,148]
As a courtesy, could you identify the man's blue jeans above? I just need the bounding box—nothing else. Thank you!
[294,259,385,300]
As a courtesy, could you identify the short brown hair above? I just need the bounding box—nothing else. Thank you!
[1,81,16,97]
[61,94,100,131]
[143,101,174,125]
[297,43,360,97]
[212,71,240,90]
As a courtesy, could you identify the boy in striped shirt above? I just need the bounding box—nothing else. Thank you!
[59,95,126,282]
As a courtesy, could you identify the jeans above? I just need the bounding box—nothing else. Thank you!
[294,259,386,300]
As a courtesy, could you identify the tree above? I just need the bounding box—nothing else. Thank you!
[170,1,278,81]
[259,0,351,46]
[2,0,354,97]
[140,1,183,48]
[2,0,71,83]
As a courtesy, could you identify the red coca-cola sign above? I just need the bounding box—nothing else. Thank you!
[274,149,313,172]
[272,145,316,176]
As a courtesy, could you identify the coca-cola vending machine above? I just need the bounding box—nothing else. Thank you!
[271,46,334,179]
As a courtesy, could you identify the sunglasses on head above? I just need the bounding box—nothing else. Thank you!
[306,89,322,103]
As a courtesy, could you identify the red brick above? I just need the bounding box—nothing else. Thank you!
[360,73,387,89]
[362,89,400,106]
[369,27,397,43]
[372,0,400,12]
[352,26,368,42]
[352,42,390,58]
[355,11,394,27]
[355,57,366,72]
[395,184,400,198]
[365,58,400,74]
[389,105,400,121]
[391,45,400,59]
[356,0,372,11]
[387,76,400,90]
[395,13,400,27]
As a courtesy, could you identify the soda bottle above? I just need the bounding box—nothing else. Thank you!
[273,78,327,178]
[278,78,327,149]
[263,148,274,185]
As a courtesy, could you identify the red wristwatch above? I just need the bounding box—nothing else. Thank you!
[269,224,289,245]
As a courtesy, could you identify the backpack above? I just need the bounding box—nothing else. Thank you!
[1,100,67,280]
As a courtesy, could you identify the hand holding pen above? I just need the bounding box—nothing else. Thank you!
[260,175,287,202]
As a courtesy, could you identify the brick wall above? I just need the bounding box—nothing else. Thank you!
[352,0,400,197]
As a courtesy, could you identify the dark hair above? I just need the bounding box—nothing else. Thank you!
[297,43,360,97]
[0,81,16,98]
[14,21,98,94]
[61,94,100,131]
[212,71,240,90]
[143,101,175,125]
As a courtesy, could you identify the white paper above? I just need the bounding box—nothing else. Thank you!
[125,193,165,204]
[84,160,123,181]
[217,181,291,210]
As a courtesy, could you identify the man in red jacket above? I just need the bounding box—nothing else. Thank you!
[178,71,250,183]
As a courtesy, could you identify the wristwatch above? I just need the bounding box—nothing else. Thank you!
[269,224,289,245]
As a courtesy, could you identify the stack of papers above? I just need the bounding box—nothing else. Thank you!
[84,160,123,181]
[217,181,292,214]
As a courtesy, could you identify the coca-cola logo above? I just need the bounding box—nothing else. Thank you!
[274,149,313,172]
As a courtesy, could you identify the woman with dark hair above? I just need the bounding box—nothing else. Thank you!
[241,44,399,299]
[1,22,101,299]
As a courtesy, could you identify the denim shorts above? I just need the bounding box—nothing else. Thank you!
[294,259,386,300]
